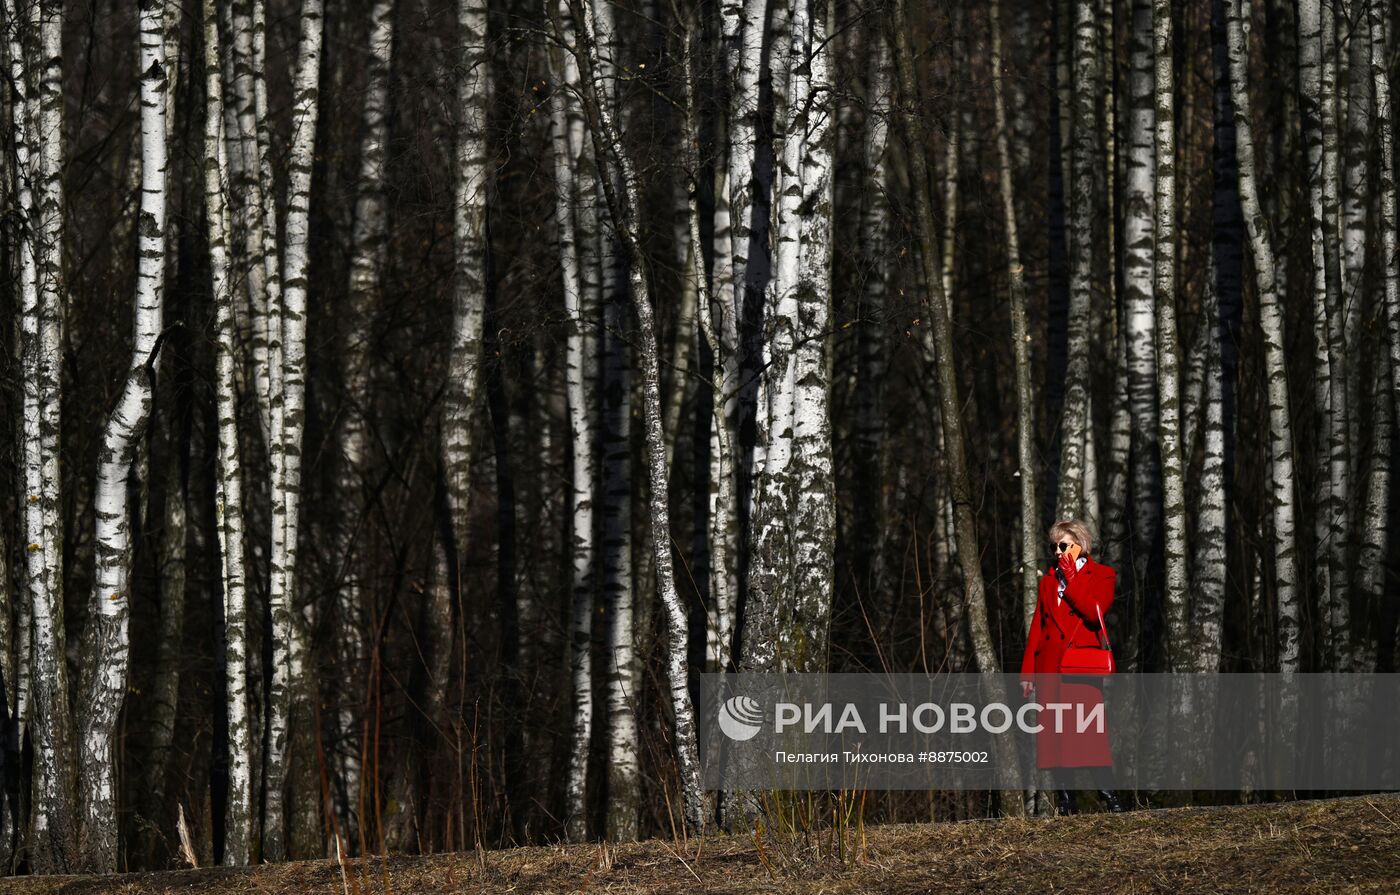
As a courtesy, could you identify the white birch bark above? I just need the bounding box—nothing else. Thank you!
[1152,0,1189,670]
[1099,0,1130,587]
[18,0,77,869]
[203,0,254,864]
[715,2,752,573]
[228,0,274,445]
[442,0,490,602]
[791,0,835,670]
[79,2,168,869]
[691,65,740,677]
[1192,252,1228,672]
[706,159,739,672]
[600,300,638,843]
[3,0,37,758]
[726,0,767,326]
[251,0,283,452]
[0,20,13,820]
[332,0,395,845]
[743,0,800,675]
[1300,0,1337,659]
[1099,0,1118,351]
[1125,0,1159,608]
[1320,0,1351,670]
[549,20,598,841]
[263,0,323,860]
[940,78,959,309]
[1340,0,1369,552]
[1082,392,1100,539]
[1367,0,1400,672]
[585,0,642,844]
[573,0,711,834]
[1057,0,1102,520]
[1227,0,1300,671]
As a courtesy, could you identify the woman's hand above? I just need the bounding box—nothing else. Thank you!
[1057,550,1078,582]
[1021,680,1034,699]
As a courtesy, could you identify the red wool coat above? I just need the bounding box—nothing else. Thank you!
[1019,555,1117,768]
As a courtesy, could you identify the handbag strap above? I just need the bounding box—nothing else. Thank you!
[1066,601,1111,650]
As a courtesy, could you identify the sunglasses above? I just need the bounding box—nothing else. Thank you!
[1054,542,1076,552]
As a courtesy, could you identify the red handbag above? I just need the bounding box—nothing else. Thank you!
[1059,602,1115,675]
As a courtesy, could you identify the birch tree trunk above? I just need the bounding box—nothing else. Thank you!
[1226,0,1300,672]
[1320,0,1351,671]
[726,0,767,326]
[79,1,169,869]
[332,0,395,846]
[790,0,836,671]
[599,287,638,842]
[1056,0,1103,520]
[144,13,187,825]
[548,5,598,842]
[580,0,641,844]
[1340,0,1369,572]
[1300,0,1340,664]
[742,0,836,674]
[20,0,77,870]
[740,0,797,679]
[1124,0,1158,664]
[251,0,284,453]
[571,0,710,835]
[1152,0,1189,670]
[1099,0,1118,357]
[264,0,325,860]
[685,20,739,675]
[442,0,490,642]
[204,0,255,864]
[1367,0,1400,672]
[1192,251,1228,672]
[991,0,1040,635]
[715,0,753,620]
[226,0,274,444]
[0,13,15,850]
[3,2,38,789]
[706,162,739,673]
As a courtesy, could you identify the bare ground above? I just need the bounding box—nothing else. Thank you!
[5,794,1398,894]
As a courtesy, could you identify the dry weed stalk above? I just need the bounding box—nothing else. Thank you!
[177,803,199,869]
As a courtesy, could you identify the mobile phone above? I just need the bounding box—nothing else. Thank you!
[1067,543,1082,563]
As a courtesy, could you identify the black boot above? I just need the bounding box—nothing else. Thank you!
[1098,789,1125,813]
[1055,789,1078,816]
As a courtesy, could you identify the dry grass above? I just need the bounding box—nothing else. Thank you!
[5,794,1398,894]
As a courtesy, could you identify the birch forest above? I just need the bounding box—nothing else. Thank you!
[0,0,1396,875]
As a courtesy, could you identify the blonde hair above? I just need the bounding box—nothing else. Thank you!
[1048,519,1094,556]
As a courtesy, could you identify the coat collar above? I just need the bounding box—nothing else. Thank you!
[1044,553,1095,579]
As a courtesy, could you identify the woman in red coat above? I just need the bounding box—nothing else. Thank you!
[1019,519,1124,815]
